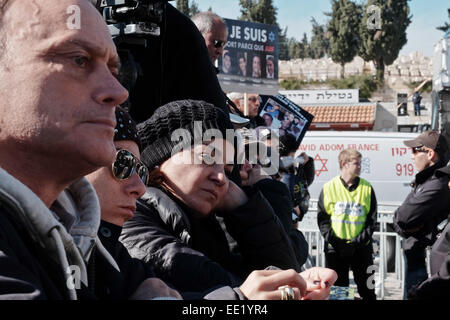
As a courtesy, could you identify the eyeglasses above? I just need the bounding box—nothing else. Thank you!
[412,146,428,154]
[214,40,226,48]
[248,96,258,102]
[112,149,149,185]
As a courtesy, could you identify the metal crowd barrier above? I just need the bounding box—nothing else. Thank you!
[297,200,405,300]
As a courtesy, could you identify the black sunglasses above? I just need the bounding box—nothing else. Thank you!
[214,40,226,48]
[412,146,428,154]
[112,149,149,185]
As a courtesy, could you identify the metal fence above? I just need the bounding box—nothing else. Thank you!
[297,200,405,300]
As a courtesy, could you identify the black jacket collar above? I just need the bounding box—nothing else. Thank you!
[415,160,446,185]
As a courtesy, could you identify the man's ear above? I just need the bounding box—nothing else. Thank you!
[429,149,440,163]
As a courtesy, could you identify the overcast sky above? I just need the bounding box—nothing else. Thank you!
[192,0,449,57]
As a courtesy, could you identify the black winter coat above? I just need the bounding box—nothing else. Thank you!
[0,206,69,299]
[409,218,450,299]
[120,186,300,292]
[94,220,155,299]
[255,179,309,267]
[393,162,450,267]
[127,3,229,123]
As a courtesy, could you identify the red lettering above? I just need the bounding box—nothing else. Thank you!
[319,144,344,151]
[395,163,414,176]
[299,144,316,151]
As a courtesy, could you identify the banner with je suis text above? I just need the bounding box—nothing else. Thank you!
[218,18,279,95]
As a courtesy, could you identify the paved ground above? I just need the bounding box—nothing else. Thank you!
[349,272,404,300]
[305,249,405,300]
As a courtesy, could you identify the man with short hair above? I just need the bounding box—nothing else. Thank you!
[317,149,377,300]
[192,11,228,65]
[413,91,422,116]
[227,92,265,128]
[0,0,129,299]
[393,130,450,298]
[408,163,450,299]
[266,56,275,79]
[252,55,261,78]
[263,113,273,127]
[222,50,232,74]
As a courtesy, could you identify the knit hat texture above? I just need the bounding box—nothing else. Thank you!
[114,107,141,151]
[138,100,233,169]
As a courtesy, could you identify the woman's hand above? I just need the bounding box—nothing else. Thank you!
[243,164,272,186]
[129,278,183,300]
[216,180,248,211]
[239,269,307,300]
[299,267,338,300]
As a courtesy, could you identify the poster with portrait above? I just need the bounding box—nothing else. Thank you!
[259,94,314,145]
[217,18,279,95]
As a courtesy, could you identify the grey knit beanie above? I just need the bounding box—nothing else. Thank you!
[138,100,233,169]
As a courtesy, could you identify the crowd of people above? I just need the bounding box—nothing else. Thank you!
[0,0,448,302]
[0,0,335,301]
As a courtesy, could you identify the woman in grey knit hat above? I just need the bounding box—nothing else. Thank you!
[120,100,337,300]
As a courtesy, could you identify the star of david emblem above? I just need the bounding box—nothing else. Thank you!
[268,32,275,42]
[314,154,328,177]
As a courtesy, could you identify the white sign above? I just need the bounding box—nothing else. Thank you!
[279,89,359,105]
[298,131,417,205]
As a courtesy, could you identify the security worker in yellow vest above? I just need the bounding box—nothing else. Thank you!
[317,149,377,300]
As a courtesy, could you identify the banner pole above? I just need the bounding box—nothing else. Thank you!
[244,92,248,116]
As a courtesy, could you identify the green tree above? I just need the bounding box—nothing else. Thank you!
[359,0,411,82]
[189,1,200,16]
[437,9,450,33]
[309,18,329,59]
[239,0,277,25]
[176,0,190,16]
[176,0,200,17]
[327,0,362,78]
[301,33,311,58]
[279,27,290,60]
[288,38,299,59]
[288,37,308,60]
[239,0,288,62]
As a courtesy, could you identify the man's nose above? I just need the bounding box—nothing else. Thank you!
[93,68,129,107]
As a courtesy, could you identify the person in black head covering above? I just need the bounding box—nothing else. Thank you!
[408,162,450,299]
[120,99,337,298]
[86,107,182,299]
[393,130,450,298]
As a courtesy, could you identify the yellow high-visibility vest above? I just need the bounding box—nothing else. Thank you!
[323,176,372,240]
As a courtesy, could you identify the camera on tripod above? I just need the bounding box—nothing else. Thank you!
[93,0,173,113]
[97,0,171,38]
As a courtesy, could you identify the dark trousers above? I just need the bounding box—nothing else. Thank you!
[414,103,421,116]
[325,243,377,300]
[404,247,428,299]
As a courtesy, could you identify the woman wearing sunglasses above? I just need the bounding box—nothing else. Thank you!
[85,107,182,300]
[120,100,337,299]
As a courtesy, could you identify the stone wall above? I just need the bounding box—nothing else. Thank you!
[279,51,432,84]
